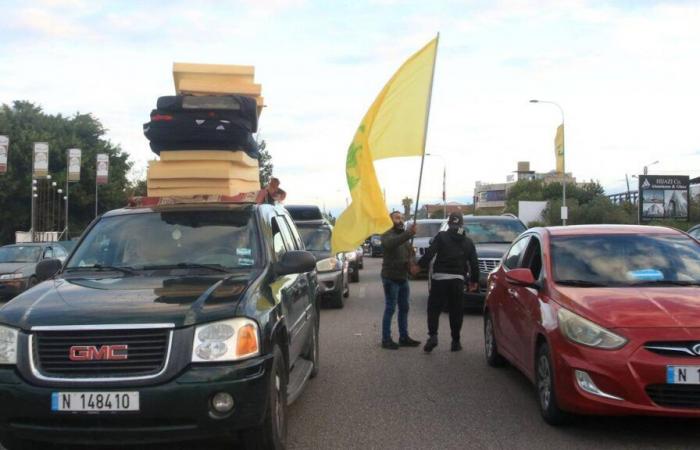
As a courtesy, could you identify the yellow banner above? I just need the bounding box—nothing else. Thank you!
[554,124,564,174]
[332,37,438,253]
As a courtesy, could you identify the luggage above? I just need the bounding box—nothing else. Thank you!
[156,95,258,132]
[159,150,259,166]
[147,160,259,181]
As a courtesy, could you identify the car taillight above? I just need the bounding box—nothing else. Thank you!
[151,114,174,121]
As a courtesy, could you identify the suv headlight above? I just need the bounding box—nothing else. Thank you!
[0,325,19,365]
[558,308,627,350]
[192,318,260,363]
[317,257,341,272]
[345,252,356,261]
[0,273,23,280]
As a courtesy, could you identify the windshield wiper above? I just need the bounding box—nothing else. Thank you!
[141,263,232,274]
[556,279,609,287]
[64,264,138,276]
[632,280,700,287]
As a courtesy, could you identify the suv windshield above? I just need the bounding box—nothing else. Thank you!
[416,222,442,238]
[298,227,332,252]
[66,210,260,272]
[551,234,700,287]
[0,246,41,263]
[463,220,526,244]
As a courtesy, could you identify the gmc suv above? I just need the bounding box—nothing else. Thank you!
[0,200,319,449]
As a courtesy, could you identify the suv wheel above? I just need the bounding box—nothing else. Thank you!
[536,342,569,426]
[241,345,288,449]
[304,314,320,378]
[484,313,506,367]
[328,289,344,309]
[350,263,359,283]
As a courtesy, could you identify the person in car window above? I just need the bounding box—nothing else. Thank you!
[418,213,479,352]
[379,211,421,350]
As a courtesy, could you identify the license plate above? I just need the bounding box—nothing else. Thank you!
[667,366,700,384]
[51,392,139,412]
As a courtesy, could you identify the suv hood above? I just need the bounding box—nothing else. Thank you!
[0,273,257,330]
[475,243,510,259]
[556,287,700,328]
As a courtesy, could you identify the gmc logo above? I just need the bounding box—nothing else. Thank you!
[69,345,128,361]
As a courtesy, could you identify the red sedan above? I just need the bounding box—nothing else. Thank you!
[483,225,700,424]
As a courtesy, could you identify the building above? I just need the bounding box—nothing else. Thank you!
[417,202,473,219]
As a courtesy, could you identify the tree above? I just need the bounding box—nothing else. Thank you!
[401,197,413,218]
[0,101,133,244]
[257,139,273,186]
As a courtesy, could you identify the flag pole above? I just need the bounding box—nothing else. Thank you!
[412,32,440,233]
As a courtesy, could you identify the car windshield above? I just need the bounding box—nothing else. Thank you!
[551,234,700,287]
[299,227,332,252]
[66,209,260,272]
[0,246,41,263]
[415,222,442,238]
[463,220,526,244]
[690,228,700,240]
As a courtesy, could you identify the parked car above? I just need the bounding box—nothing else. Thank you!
[0,243,68,300]
[344,247,363,283]
[431,215,526,310]
[287,205,350,307]
[367,234,383,257]
[411,219,446,277]
[688,224,700,241]
[0,201,320,448]
[484,225,700,425]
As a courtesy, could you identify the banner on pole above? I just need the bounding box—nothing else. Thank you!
[67,148,81,182]
[0,135,8,174]
[96,154,109,185]
[554,124,564,174]
[33,142,49,178]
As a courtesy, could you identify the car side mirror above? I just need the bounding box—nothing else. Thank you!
[36,258,63,282]
[505,268,537,287]
[275,251,316,276]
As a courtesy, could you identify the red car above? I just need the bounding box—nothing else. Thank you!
[483,225,700,424]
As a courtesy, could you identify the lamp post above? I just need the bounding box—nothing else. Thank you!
[643,160,659,176]
[426,153,447,218]
[30,180,37,241]
[57,189,63,232]
[530,99,567,225]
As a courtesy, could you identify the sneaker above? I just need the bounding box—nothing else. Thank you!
[423,336,438,353]
[451,341,463,352]
[399,336,421,347]
[382,339,400,350]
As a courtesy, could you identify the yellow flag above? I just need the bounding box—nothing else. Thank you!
[332,37,438,253]
[554,124,565,174]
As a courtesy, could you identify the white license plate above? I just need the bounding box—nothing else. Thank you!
[51,392,139,412]
[667,366,700,384]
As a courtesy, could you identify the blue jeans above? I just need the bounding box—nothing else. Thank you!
[381,277,410,342]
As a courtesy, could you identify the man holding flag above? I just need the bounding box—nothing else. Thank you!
[330,35,439,349]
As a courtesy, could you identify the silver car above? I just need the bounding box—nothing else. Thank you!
[0,243,68,300]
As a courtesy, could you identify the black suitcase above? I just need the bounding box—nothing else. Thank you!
[156,95,258,132]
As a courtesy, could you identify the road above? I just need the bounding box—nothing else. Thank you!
[4,258,700,449]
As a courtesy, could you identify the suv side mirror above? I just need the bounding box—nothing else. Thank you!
[275,251,316,276]
[36,258,63,282]
[505,268,537,287]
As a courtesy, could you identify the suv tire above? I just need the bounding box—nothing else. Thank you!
[304,313,320,378]
[350,263,359,283]
[328,289,344,309]
[240,345,288,449]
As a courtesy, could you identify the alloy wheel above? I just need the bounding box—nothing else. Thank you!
[537,354,552,410]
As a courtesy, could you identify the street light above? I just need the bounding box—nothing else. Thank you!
[643,160,659,175]
[530,99,567,225]
[426,153,447,218]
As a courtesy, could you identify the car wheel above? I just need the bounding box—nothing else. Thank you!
[328,289,344,308]
[343,277,350,298]
[536,342,569,426]
[359,260,363,270]
[240,345,288,449]
[484,312,506,367]
[350,263,359,283]
[304,314,320,378]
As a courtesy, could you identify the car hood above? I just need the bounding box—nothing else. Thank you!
[0,272,258,330]
[0,263,32,275]
[475,243,510,259]
[556,287,700,328]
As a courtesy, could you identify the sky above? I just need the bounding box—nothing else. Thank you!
[2,0,699,214]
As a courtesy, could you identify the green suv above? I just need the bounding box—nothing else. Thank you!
[0,201,320,449]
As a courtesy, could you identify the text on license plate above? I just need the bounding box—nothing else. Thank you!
[667,366,700,384]
[51,392,139,412]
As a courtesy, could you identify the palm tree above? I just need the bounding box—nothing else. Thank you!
[402,197,413,219]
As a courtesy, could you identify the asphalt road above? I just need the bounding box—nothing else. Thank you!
[5,258,700,449]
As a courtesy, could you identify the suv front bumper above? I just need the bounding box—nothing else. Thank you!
[0,355,273,445]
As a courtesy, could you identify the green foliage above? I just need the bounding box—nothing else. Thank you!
[257,140,273,186]
[0,101,133,244]
[429,209,445,219]
[401,197,413,218]
[527,220,546,228]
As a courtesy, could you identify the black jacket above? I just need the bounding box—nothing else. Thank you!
[380,227,414,281]
[418,230,479,283]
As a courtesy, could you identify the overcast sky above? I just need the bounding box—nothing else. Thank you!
[2,0,699,213]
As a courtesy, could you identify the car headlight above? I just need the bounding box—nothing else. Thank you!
[557,308,627,350]
[345,252,356,261]
[191,318,260,363]
[0,273,24,281]
[316,257,342,272]
[371,238,381,246]
[0,325,19,365]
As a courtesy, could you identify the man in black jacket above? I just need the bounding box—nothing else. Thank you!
[418,213,479,352]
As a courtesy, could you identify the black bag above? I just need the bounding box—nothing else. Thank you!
[156,95,258,132]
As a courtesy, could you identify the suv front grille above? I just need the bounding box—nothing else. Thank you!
[646,384,700,408]
[478,258,500,273]
[33,328,171,380]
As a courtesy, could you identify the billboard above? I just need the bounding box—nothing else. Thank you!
[96,154,109,185]
[67,148,81,182]
[0,135,8,174]
[33,142,49,178]
[639,175,689,222]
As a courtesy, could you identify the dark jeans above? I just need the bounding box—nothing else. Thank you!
[381,277,410,342]
[427,279,464,342]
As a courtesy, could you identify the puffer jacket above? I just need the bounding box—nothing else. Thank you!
[380,227,414,281]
